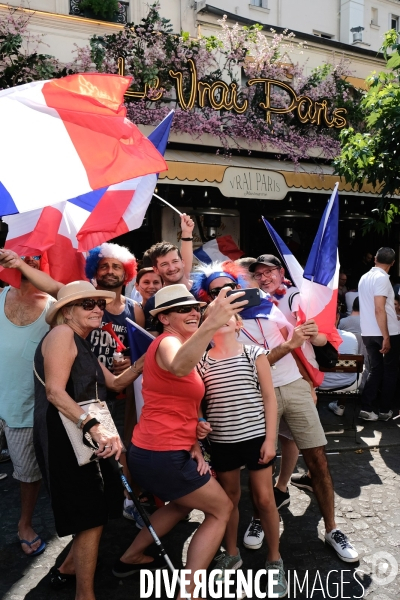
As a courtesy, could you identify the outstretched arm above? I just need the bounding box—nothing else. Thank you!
[180,213,195,287]
[0,250,62,297]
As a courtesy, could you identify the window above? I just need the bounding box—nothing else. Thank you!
[250,0,268,7]
[371,8,378,26]
[391,14,399,31]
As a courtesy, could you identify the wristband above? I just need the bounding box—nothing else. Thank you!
[181,237,193,241]
[82,418,100,435]
[198,417,206,422]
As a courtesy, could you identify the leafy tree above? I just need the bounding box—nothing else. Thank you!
[334,30,400,231]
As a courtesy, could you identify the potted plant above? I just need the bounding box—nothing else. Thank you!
[78,0,120,22]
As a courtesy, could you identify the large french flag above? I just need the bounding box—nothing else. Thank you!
[0,74,167,216]
[76,111,174,251]
[262,218,304,289]
[298,184,342,350]
[193,235,244,264]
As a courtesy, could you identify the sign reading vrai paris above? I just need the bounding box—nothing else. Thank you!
[220,168,287,200]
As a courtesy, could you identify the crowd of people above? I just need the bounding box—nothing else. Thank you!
[0,225,399,600]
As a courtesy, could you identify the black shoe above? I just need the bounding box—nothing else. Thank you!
[273,486,290,510]
[49,566,76,590]
[290,473,313,492]
[112,555,167,578]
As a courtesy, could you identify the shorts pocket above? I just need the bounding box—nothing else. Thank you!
[170,450,191,472]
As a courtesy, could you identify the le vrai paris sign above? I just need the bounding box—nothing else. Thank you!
[118,57,348,128]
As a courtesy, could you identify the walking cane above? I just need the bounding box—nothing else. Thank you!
[108,458,181,586]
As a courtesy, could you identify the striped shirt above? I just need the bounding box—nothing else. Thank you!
[197,345,268,443]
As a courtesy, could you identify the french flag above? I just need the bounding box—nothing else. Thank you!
[262,218,304,289]
[298,184,342,350]
[194,235,244,265]
[126,318,155,421]
[0,73,167,216]
[76,111,174,251]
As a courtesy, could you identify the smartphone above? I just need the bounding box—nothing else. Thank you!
[226,288,261,308]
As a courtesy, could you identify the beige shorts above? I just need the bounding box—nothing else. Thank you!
[275,378,327,450]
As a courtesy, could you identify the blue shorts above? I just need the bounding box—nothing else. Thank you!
[127,444,211,502]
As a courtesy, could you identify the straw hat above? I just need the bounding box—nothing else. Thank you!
[149,284,206,317]
[46,281,115,325]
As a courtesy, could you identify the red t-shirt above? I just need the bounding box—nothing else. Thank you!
[132,333,205,451]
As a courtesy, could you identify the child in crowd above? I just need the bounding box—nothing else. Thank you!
[197,312,287,598]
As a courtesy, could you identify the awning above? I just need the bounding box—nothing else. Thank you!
[159,150,381,199]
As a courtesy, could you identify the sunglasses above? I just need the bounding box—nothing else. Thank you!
[20,255,41,261]
[209,283,237,298]
[164,304,201,314]
[69,298,107,311]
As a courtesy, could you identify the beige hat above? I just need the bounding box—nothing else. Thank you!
[149,284,206,317]
[46,281,115,325]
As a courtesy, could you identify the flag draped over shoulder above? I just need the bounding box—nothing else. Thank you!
[0,74,167,216]
[76,111,174,251]
[193,235,244,264]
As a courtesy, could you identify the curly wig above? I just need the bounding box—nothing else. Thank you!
[191,261,248,302]
[85,243,137,284]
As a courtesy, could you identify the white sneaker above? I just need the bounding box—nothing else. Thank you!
[328,402,345,416]
[243,518,264,550]
[358,410,378,421]
[325,529,359,563]
[378,410,393,421]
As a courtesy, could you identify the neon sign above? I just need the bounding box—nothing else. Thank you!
[118,57,347,129]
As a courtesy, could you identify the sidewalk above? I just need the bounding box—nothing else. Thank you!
[1,404,400,600]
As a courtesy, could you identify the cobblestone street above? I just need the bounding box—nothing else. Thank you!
[1,401,400,600]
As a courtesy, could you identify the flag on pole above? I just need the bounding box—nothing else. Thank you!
[0,74,167,217]
[193,235,244,265]
[262,218,304,289]
[298,183,342,349]
[76,111,174,251]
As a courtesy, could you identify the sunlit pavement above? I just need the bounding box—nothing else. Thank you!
[1,398,400,600]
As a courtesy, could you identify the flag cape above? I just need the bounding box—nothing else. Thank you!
[193,235,244,265]
[0,74,167,216]
[76,111,174,251]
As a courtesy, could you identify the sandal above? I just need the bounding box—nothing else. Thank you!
[18,535,46,557]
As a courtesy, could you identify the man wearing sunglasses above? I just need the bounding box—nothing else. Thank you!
[0,254,53,557]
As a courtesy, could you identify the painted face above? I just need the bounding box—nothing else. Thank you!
[96,257,125,290]
[253,265,284,294]
[154,250,185,285]
[136,272,162,303]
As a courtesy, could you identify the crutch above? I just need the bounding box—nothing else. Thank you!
[109,458,181,586]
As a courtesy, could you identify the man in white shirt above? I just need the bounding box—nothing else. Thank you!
[358,247,400,421]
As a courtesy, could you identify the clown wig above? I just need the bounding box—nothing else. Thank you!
[191,261,248,302]
[85,243,137,284]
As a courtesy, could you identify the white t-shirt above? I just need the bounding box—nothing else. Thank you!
[359,267,398,336]
[320,329,359,390]
[237,317,301,388]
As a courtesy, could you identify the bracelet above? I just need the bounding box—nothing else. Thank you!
[181,237,193,241]
[198,417,206,422]
[82,418,100,435]
[130,362,137,372]
[76,412,87,430]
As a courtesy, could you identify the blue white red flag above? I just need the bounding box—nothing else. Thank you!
[262,218,304,290]
[0,74,167,216]
[126,318,155,363]
[76,111,174,251]
[298,183,342,350]
[194,235,244,265]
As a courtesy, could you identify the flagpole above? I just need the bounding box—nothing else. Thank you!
[153,193,183,216]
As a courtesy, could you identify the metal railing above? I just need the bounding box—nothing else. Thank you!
[69,1,129,24]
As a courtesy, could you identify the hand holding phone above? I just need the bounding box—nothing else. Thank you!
[226,288,261,308]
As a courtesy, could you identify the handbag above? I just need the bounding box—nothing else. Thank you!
[34,365,123,467]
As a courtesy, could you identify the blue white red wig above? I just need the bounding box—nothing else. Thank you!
[85,243,137,284]
[191,261,248,302]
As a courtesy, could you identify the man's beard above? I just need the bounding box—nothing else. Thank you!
[96,274,124,290]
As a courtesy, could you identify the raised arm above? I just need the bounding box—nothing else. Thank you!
[0,250,62,297]
[158,289,248,377]
[180,213,195,285]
